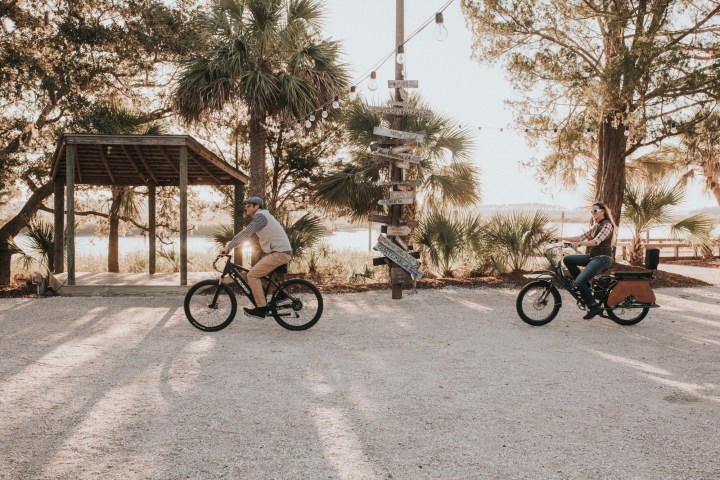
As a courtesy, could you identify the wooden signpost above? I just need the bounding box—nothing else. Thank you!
[367,68,424,297]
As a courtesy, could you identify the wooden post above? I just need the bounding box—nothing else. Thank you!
[179,145,188,285]
[148,183,156,274]
[53,177,64,274]
[390,0,405,300]
[66,144,76,285]
[233,182,245,263]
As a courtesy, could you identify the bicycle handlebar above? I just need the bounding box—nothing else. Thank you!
[212,254,231,272]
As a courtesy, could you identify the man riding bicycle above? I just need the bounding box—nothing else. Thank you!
[221,197,292,318]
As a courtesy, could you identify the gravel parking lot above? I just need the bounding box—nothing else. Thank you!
[1,285,719,479]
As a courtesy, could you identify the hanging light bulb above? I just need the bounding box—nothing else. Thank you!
[332,96,340,109]
[396,44,405,65]
[305,119,312,128]
[624,127,630,137]
[368,71,378,91]
[349,86,357,101]
[309,113,316,122]
[295,122,301,130]
[434,12,448,41]
[321,109,328,119]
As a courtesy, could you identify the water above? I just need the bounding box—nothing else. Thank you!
[15,227,380,256]
[14,222,710,256]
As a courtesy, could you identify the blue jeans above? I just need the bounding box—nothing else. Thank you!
[562,255,613,307]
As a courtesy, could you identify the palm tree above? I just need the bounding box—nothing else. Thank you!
[173,0,349,197]
[622,183,715,265]
[316,95,480,219]
[476,210,557,273]
[411,209,480,278]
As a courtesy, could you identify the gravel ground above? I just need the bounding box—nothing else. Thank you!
[1,286,719,479]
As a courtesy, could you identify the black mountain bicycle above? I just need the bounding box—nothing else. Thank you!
[184,255,323,332]
[516,242,660,326]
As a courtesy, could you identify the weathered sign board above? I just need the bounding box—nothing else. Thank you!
[386,225,412,236]
[373,126,425,143]
[378,198,413,205]
[374,234,423,278]
[374,147,421,164]
[380,180,422,187]
[388,80,419,89]
[389,190,413,200]
[368,105,431,118]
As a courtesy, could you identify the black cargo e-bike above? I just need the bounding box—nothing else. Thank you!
[184,255,323,332]
[516,242,660,326]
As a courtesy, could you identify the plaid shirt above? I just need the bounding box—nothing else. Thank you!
[226,213,268,250]
[580,222,613,244]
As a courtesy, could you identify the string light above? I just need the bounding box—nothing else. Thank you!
[396,44,405,65]
[434,12,448,41]
[368,71,378,91]
[285,0,454,134]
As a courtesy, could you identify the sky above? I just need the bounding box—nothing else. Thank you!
[322,0,717,212]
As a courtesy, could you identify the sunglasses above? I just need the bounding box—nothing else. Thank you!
[591,208,604,213]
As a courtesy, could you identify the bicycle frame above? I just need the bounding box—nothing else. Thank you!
[524,244,584,307]
[213,255,283,308]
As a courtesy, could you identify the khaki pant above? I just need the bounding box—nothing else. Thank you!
[241,252,292,308]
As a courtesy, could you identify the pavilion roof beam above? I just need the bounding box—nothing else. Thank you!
[120,144,149,184]
[159,146,180,175]
[97,145,117,184]
[134,145,159,185]
[190,153,222,184]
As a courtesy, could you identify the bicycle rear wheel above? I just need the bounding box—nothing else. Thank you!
[184,279,237,332]
[269,279,323,331]
[605,302,649,326]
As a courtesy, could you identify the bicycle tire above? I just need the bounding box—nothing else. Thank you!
[184,279,237,332]
[605,302,649,326]
[516,281,561,326]
[269,279,323,331]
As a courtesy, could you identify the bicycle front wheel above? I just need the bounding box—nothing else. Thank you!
[516,281,561,326]
[269,279,323,331]
[184,279,237,332]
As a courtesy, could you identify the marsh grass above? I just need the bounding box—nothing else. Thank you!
[12,246,390,284]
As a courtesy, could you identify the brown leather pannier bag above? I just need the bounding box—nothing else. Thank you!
[607,279,656,306]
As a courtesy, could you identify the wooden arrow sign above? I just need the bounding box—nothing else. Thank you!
[388,80,419,89]
[378,198,413,205]
[386,225,412,236]
[374,147,421,164]
[389,190,413,200]
[368,105,432,118]
[380,180,422,187]
[374,234,423,278]
[373,127,425,143]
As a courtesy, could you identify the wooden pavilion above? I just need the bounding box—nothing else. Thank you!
[50,134,249,291]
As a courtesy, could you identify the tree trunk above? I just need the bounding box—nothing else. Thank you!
[248,112,267,198]
[0,182,54,285]
[595,115,628,228]
[108,186,123,272]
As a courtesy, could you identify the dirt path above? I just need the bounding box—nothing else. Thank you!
[1,287,718,479]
